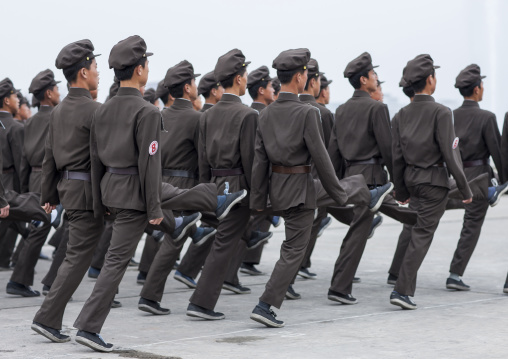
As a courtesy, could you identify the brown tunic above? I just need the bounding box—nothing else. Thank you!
[200,103,214,113]
[0,111,26,193]
[315,102,335,148]
[250,102,267,112]
[502,113,508,183]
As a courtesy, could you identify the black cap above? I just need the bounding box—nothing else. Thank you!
[272,77,281,94]
[143,88,157,104]
[17,92,30,106]
[308,58,324,78]
[198,71,220,95]
[343,52,378,78]
[403,54,440,85]
[214,49,250,83]
[164,60,200,88]
[29,69,61,95]
[247,66,273,88]
[109,35,153,70]
[108,77,120,99]
[0,78,19,98]
[377,80,385,86]
[55,39,100,69]
[320,75,333,88]
[455,64,486,88]
[155,79,170,101]
[272,48,311,71]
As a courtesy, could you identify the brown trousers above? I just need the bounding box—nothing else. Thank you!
[90,220,114,270]
[177,237,215,279]
[42,218,70,288]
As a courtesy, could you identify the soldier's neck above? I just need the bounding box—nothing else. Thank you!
[224,86,241,97]
[280,83,299,95]
[120,78,144,91]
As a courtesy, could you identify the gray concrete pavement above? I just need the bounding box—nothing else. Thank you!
[1,200,507,359]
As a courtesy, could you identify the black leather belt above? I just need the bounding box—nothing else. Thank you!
[61,171,91,182]
[345,158,383,167]
[2,167,14,173]
[106,166,139,175]
[408,162,447,169]
[211,168,244,177]
[271,164,311,174]
[32,166,42,172]
[162,169,196,179]
[463,159,489,168]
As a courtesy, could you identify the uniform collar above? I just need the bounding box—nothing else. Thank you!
[277,92,300,102]
[173,98,194,109]
[220,93,243,103]
[413,94,435,103]
[202,103,214,110]
[0,111,13,119]
[251,102,267,110]
[299,94,317,103]
[117,87,142,97]
[68,87,93,99]
[352,89,371,98]
[38,105,53,113]
[461,100,480,108]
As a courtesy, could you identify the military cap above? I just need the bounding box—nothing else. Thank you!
[308,58,324,78]
[214,49,250,83]
[108,77,120,99]
[143,88,157,104]
[272,48,311,71]
[343,52,378,78]
[272,77,281,93]
[31,96,40,108]
[109,35,153,70]
[198,71,220,95]
[16,92,30,107]
[377,80,385,86]
[29,69,61,95]
[403,54,440,85]
[55,39,100,69]
[247,66,273,88]
[455,64,486,88]
[0,78,19,98]
[320,75,333,88]
[164,60,201,88]
[155,79,170,100]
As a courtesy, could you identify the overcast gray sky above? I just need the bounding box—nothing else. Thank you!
[3,0,507,125]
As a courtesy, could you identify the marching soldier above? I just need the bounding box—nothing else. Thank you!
[14,93,31,125]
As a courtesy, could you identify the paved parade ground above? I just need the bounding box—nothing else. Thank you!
[1,200,507,359]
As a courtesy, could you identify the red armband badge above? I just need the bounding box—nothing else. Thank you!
[149,141,158,155]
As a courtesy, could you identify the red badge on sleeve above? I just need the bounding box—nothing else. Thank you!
[452,137,459,149]
[149,141,158,155]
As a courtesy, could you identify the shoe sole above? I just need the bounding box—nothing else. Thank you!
[250,313,285,328]
[136,280,145,285]
[186,310,225,320]
[239,268,264,276]
[328,295,357,305]
[174,275,197,289]
[446,284,470,291]
[285,293,301,300]
[222,284,251,294]
[317,219,332,238]
[248,232,272,250]
[217,190,247,220]
[193,229,217,247]
[367,216,384,239]
[352,278,361,284]
[297,271,317,280]
[490,185,508,207]
[370,183,394,212]
[504,288,508,294]
[174,213,203,242]
[31,324,70,343]
[75,335,113,353]
[138,304,171,315]
[387,280,397,285]
[6,288,40,297]
[390,298,417,310]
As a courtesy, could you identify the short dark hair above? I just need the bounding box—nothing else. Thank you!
[459,80,481,97]
[411,69,435,93]
[277,69,306,85]
[63,58,93,83]
[168,79,193,99]
[33,85,56,101]
[160,92,170,105]
[114,57,147,81]
[348,69,370,89]
[220,68,247,89]
[304,75,319,91]
[402,86,415,99]
[0,96,6,107]
[248,80,269,101]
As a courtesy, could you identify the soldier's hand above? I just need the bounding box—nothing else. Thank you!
[149,217,163,225]
[462,197,472,204]
[0,205,9,218]
[42,203,55,214]
[397,198,410,205]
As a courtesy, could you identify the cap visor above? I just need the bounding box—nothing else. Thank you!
[373,65,379,69]
[146,52,154,57]
[328,80,333,85]
[194,73,201,78]
[93,54,102,58]
[481,75,487,79]
[319,71,325,76]
[434,65,441,69]
[244,61,251,66]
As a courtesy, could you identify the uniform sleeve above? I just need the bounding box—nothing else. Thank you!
[9,125,26,192]
[483,114,503,182]
[501,113,508,183]
[327,124,345,179]
[198,113,211,183]
[321,111,335,148]
[240,111,258,189]
[305,107,348,206]
[250,124,270,209]
[192,115,200,178]
[391,113,410,201]
[137,108,163,220]
[372,104,393,180]
[40,118,60,205]
[20,130,31,193]
[435,108,472,199]
[0,175,7,208]
[90,114,106,218]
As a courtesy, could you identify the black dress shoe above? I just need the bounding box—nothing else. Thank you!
[387,273,398,285]
[298,267,317,280]
[6,281,40,297]
[503,283,508,294]
[129,258,139,267]
[151,230,165,243]
[216,190,247,220]
[317,217,332,237]
[111,300,122,308]
[51,204,65,229]
[390,291,417,310]
[240,263,264,276]
[172,213,202,242]
[75,330,113,352]
[186,303,225,320]
[138,297,171,315]
[489,182,508,207]
[39,252,51,261]
[353,277,361,284]
[42,284,50,296]
[285,285,301,300]
[367,215,383,239]
[223,281,251,294]
[446,278,471,291]
[328,289,357,304]
[31,321,70,343]
[250,305,285,328]
[369,183,394,212]
[247,231,272,249]
[137,271,147,284]
[191,227,216,247]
